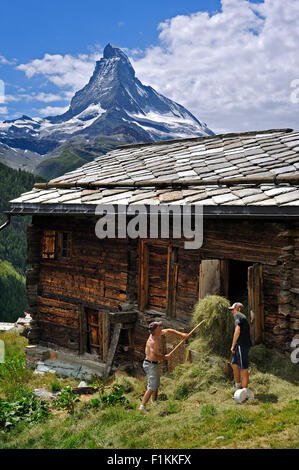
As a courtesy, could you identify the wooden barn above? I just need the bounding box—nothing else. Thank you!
[7,128,299,376]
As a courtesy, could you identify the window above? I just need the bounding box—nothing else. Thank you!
[41,230,72,259]
[57,232,72,258]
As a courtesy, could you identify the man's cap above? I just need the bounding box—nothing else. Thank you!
[148,321,162,332]
[228,302,244,311]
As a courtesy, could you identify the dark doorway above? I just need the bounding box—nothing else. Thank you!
[228,260,252,315]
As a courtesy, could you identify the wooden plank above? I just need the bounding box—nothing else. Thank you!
[39,322,79,350]
[139,241,149,311]
[104,323,122,377]
[79,307,85,355]
[166,245,175,317]
[86,308,100,356]
[248,265,255,343]
[147,244,167,311]
[98,310,103,360]
[38,318,78,330]
[254,264,264,344]
[199,260,221,299]
[172,263,179,317]
[108,311,137,324]
[220,260,230,298]
[41,230,56,259]
[248,264,264,344]
[102,311,110,361]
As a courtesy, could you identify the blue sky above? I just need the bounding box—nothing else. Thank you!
[1,1,222,59]
[1,0,299,133]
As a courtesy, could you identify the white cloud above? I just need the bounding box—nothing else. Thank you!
[14,1,299,133]
[5,92,68,103]
[17,52,100,92]
[38,105,69,116]
[0,55,8,64]
[33,92,67,103]
[0,80,4,104]
[132,0,299,133]
[0,55,17,66]
[0,106,8,115]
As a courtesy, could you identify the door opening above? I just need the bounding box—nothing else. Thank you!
[228,260,252,316]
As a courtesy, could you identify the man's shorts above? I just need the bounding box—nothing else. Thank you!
[232,345,251,370]
[143,360,160,391]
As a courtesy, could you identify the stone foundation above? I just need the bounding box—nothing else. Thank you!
[25,345,106,381]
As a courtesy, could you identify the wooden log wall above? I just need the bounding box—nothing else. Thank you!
[28,215,131,352]
[26,224,43,344]
[134,218,293,357]
[174,248,200,323]
[289,222,299,346]
[147,244,168,312]
[190,219,291,352]
[27,214,298,363]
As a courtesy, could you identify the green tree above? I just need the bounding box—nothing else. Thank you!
[0,162,46,321]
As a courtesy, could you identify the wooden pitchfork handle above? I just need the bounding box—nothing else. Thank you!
[167,320,206,358]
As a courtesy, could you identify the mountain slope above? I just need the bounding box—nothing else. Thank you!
[35,136,127,179]
[51,43,214,141]
[0,140,46,172]
[0,43,213,176]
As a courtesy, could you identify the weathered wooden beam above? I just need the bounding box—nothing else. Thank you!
[104,323,122,378]
[108,311,137,324]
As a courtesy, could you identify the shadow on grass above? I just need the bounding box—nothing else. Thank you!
[249,344,299,386]
[255,393,278,403]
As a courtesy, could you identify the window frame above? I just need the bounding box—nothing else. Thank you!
[41,230,72,260]
[57,231,72,258]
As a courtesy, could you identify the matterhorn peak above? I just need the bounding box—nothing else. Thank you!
[103,43,128,60]
[0,43,213,165]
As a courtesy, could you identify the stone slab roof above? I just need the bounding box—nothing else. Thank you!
[9,128,299,212]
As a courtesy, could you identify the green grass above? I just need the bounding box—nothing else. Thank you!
[35,137,125,180]
[0,331,298,449]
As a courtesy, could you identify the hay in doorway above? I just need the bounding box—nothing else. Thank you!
[191,295,234,357]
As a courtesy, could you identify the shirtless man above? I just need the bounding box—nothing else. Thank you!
[139,321,189,413]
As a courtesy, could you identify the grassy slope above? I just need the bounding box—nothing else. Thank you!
[35,137,125,180]
[0,331,298,449]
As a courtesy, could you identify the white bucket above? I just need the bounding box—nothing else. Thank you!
[234,388,248,403]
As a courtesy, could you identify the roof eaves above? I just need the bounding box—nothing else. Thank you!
[7,202,299,218]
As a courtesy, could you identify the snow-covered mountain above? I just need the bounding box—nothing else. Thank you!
[0,43,213,173]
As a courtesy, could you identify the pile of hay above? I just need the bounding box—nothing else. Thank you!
[190,295,234,357]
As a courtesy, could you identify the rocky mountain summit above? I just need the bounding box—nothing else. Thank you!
[0,43,213,176]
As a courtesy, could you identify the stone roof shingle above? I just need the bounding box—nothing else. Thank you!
[9,128,299,210]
